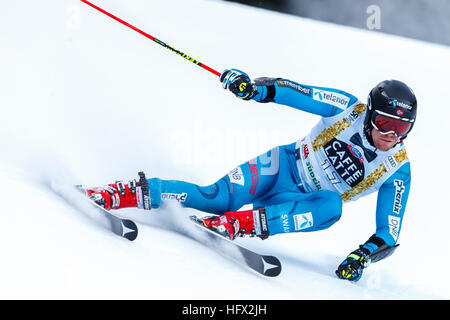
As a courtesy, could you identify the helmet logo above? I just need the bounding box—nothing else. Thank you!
[389,99,412,111]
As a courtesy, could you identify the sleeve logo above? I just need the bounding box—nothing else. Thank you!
[312,88,350,109]
[388,215,401,241]
[228,167,245,186]
[276,80,311,96]
[393,179,405,214]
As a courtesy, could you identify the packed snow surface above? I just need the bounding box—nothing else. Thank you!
[1,0,449,299]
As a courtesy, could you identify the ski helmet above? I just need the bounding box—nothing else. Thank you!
[365,80,417,139]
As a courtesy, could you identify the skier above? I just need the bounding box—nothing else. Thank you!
[86,69,416,282]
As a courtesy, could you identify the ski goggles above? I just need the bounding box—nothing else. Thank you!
[371,111,413,138]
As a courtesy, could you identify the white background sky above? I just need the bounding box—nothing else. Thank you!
[0,0,449,299]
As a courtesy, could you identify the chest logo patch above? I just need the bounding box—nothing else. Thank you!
[324,138,365,187]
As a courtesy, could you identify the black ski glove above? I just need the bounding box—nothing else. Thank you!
[220,69,257,100]
[335,247,370,282]
[336,235,399,282]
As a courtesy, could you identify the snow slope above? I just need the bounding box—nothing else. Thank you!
[1,0,449,299]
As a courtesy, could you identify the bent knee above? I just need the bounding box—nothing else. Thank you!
[313,191,342,229]
[315,190,342,214]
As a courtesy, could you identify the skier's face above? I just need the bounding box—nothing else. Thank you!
[371,128,398,151]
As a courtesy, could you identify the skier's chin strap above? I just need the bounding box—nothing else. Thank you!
[364,127,377,148]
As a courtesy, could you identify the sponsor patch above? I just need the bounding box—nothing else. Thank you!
[161,192,187,202]
[393,179,405,214]
[388,215,401,241]
[253,208,269,237]
[248,159,259,195]
[281,213,290,233]
[276,80,311,96]
[306,161,322,190]
[228,167,245,186]
[312,88,350,109]
[293,212,314,231]
[302,143,310,159]
[389,99,413,110]
[383,155,397,172]
[324,138,365,188]
[348,144,364,163]
[345,110,360,124]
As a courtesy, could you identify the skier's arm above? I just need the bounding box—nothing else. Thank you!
[336,162,411,281]
[252,77,359,117]
[372,161,411,248]
[220,69,359,117]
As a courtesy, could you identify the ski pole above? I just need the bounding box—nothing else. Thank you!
[79,0,221,77]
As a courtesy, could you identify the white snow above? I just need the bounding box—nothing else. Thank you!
[1,0,449,299]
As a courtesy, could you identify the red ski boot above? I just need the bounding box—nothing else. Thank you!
[202,207,269,240]
[85,172,151,211]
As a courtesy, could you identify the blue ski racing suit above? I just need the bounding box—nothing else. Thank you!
[147,74,411,277]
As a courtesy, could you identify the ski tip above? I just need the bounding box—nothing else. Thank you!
[262,255,282,277]
[121,220,139,241]
[74,184,86,194]
[123,230,138,241]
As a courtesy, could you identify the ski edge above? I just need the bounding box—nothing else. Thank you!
[189,215,281,277]
[75,185,138,241]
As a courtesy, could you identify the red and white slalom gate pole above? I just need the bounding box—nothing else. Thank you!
[80,0,221,77]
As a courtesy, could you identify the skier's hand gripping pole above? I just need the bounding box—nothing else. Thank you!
[335,247,369,282]
[80,0,221,77]
[220,69,258,100]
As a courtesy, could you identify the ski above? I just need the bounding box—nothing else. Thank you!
[74,185,139,241]
[189,215,281,277]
